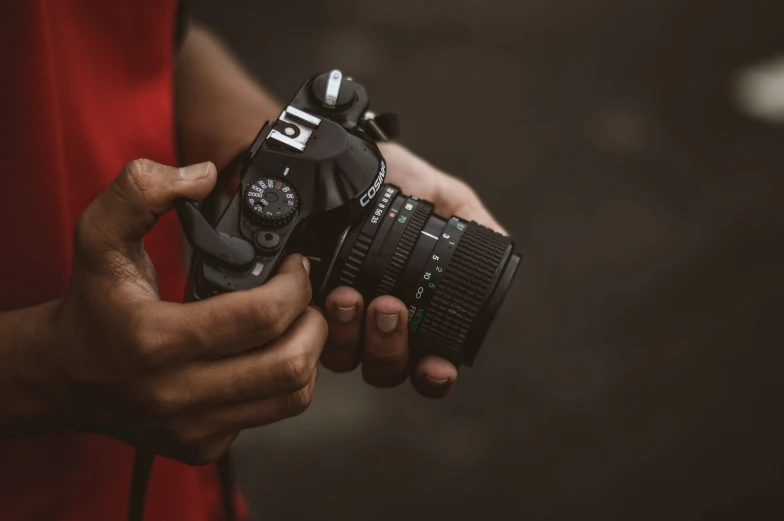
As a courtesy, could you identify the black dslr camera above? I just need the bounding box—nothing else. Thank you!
[175,70,520,366]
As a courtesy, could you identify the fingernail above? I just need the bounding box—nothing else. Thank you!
[179,162,214,180]
[301,256,311,275]
[375,312,398,333]
[335,305,356,323]
[425,375,450,388]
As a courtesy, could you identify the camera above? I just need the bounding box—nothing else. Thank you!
[175,70,521,366]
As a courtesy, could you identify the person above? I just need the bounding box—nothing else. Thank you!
[0,2,506,520]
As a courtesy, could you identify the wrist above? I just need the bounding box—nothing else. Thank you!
[175,25,282,170]
[0,300,69,435]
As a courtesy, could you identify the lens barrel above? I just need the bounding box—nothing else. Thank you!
[324,184,519,367]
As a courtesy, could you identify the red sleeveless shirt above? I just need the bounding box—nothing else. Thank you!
[0,2,244,519]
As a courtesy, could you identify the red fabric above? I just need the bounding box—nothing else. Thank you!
[0,2,245,520]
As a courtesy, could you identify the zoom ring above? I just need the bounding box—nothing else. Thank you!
[337,232,373,287]
[376,200,434,296]
[414,222,511,364]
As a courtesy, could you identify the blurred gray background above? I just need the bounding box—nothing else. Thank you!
[191,1,784,519]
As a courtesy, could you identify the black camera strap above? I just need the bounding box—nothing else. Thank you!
[127,449,154,521]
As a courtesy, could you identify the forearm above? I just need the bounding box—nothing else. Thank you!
[0,300,63,436]
[175,23,282,169]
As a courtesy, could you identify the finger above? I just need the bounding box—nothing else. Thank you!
[377,143,508,235]
[149,254,313,362]
[442,179,508,235]
[362,296,410,387]
[456,203,507,236]
[411,355,458,399]
[172,306,327,408]
[77,159,217,253]
[376,142,442,200]
[321,286,364,372]
[205,366,318,435]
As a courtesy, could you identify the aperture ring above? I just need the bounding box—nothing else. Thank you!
[376,199,434,296]
[336,185,400,287]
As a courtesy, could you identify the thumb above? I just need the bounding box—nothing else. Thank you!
[80,159,217,251]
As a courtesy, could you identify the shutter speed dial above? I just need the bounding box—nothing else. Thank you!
[243,177,299,227]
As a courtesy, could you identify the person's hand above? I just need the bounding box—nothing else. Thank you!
[52,159,327,464]
[321,142,506,398]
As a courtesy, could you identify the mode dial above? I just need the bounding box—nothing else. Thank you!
[243,177,299,227]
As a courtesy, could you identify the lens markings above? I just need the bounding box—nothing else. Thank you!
[406,217,468,332]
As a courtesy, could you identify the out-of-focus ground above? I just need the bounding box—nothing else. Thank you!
[191,1,784,519]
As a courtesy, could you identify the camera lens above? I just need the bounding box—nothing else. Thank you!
[323,184,520,367]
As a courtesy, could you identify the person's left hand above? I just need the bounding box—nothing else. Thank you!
[321,142,507,398]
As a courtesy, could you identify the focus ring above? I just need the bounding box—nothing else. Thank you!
[414,222,511,364]
[376,200,434,296]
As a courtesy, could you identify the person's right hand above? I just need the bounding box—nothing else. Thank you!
[52,159,327,464]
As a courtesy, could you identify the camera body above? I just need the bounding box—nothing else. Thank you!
[183,70,387,301]
[177,70,520,367]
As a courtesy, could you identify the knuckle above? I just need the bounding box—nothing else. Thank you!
[250,300,284,338]
[301,307,329,344]
[73,207,108,259]
[144,384,187,419]
[282,352,313,391]
[121,159,156,200]
[267,318,287,340]
[278,264,312,302]
[280,273,312,312]
[286,384,314,417]
[127,321,170,372]
[298,384,315,411]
